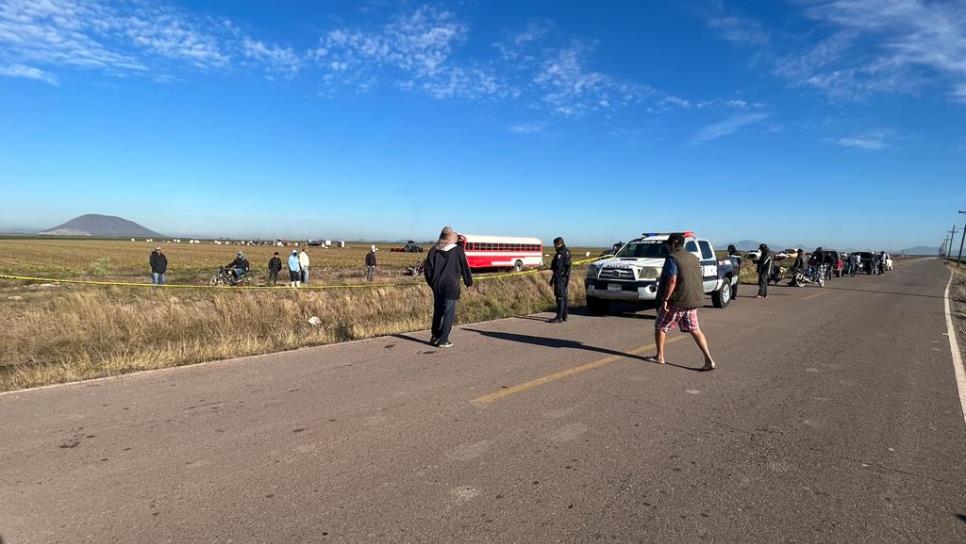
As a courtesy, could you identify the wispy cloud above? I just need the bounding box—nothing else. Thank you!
[707,15,769,45]
[0,0,298,81]
[780,0,966,101]
[691,112,770,145]
[509,122,547,134]
[534,40,653,117]
[0,63,57,84]
[832,129,894,150]
[242,38,301,79]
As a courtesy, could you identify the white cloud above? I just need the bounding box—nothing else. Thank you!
[494,21,552,61]
[0,0,298,82]
[707,15,769,45]
[534,41,652,117]
[691,112,770,145]
[242,37,301,78]
[661,96,691,108]
[781,0,966,101]
[832,129,893,150]
[0,63,57,84]
[509,122,547,134]
[953,83,966,103]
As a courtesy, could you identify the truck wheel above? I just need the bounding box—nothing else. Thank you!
[587,297,609,315]
[514,260,523,272]
[712,281,731,308]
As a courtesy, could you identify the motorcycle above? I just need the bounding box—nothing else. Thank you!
[767,265,787,285]
[793,264,826,287]
[209,267,254,286]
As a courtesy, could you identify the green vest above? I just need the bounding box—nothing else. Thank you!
[667,247,704,309]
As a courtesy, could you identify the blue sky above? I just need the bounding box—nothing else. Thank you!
[0,0,964,249]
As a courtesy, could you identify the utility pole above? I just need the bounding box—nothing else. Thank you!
[958,210,966,266]
[947,226,959,261]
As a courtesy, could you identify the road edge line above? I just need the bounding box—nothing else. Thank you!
[942,268,966,425]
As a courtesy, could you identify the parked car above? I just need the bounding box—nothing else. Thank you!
[585,232,740,313]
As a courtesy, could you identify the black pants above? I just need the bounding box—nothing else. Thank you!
[431,297,458,343]
[554,283,569,320]
[267,270,278,285]
[758,271,768,297]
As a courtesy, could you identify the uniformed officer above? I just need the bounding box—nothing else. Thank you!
[549,237,572,323]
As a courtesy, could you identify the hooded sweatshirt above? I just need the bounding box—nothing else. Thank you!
[288,252,301,272]
[424,244,473,300]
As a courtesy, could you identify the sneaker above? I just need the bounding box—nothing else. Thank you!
[548,318,562,323]
[437,341,454,348]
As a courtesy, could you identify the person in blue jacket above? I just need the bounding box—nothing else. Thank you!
[287,250,302,288]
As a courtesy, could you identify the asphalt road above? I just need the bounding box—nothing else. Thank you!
[2,258,964,543]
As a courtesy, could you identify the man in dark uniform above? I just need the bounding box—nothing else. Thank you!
[548,237,572,323]
[149,247,167,285]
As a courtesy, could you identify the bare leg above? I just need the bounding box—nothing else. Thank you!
[690,330,715,370]
[650,329,667,364]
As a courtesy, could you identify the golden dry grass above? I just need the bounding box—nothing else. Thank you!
[0,238,597,391]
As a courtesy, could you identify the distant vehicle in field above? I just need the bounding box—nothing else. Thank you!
[585,232,740,313]
[391,240,425,253]
[461,234,543,272]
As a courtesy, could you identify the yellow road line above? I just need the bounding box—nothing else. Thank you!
[470,335,686,407]
[802,292,826,300]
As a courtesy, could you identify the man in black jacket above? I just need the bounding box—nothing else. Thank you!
[424,226,473,348]
[788,248,805,286]
[149,247,167,285]
[365,245,378,281]
[267,252,282,286]
[548,237,572,323]
[226,252,250,281]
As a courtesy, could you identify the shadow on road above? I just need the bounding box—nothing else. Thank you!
[463,327,651,362]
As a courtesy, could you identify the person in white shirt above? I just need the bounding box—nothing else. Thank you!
[298,249,310,285]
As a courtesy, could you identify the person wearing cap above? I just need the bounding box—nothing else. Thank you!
[424,226,473,348]
[287,250,301,288]
[225,251,250,282]
[267,251,282,286]
[365,245,378,282]
[646,232,716,371]
[149,247,167,285]
[789,248,806,286]
[756,243,772,298]
[298,248,311,285]
[548,236,572,323]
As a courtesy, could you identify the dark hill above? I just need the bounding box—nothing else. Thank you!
[39,214,164,238]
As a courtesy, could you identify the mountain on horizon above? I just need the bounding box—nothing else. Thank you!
[39,214,164,238]
[900,246,940,256]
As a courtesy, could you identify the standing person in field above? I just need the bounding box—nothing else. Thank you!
[756,243,772,299]
[267,251,282,286]
[365,245,378,282]
[646,233,716,371]
[424,226,473,348]
[298,248,310,285]
[548,237,572,323]
[149,247,167,285]
[287,250,301,288]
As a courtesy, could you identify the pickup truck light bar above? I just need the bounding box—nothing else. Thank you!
[641,231,696,238]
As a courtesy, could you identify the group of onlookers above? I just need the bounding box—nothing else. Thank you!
[148,245,380,288]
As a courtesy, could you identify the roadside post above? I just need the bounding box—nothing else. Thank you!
[957,211,966,267]
[947,226,959,262]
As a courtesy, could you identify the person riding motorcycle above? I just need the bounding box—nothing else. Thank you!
[788,248,806,286]
[226,252,250,281]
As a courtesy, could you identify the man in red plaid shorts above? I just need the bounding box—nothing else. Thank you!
[646,233,716,371]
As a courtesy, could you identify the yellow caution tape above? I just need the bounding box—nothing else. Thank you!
[0,255,601,291]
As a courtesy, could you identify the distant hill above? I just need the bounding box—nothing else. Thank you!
[39,214,164,238]
[900,246,940,256]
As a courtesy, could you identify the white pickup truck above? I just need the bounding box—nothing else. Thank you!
[584,232,740,314]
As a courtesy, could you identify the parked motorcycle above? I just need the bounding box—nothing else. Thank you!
[793,265,826,287]
[768,265,787,285]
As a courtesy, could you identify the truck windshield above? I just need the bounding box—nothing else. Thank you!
[615,241,668,259]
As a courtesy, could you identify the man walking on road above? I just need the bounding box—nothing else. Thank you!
[424,226,473,348]
[298,248,310,285]
[548,237,572,323]
[267,252,282,286]
[149,247,167,285]
[646,233,716,371]
[365,245,378,282]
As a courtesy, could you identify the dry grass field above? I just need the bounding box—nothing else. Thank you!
[0,238,599,391]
